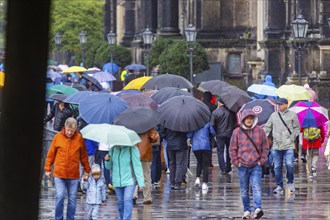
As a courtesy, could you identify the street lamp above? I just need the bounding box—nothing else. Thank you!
[142,27,155,76]
[291,15,309,85]
[79,31,87,66]
[184,24,197,84]
[107,31,117,74]
[54,32,62,63]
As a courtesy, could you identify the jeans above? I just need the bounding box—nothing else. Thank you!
[151,147,162,183]
[95,150,111,185]
[87,204,100,220]
[237,165,262,212]
[216,136,232,173]
[54,177,79,220]
[272,149,294,188]
[168,149,188,186]
[115,185,135,220]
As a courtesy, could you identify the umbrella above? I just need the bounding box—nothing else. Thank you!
[158,96,211,132]
[103,62,119,74]
[124,64,147,71]
[58,64,69,72]
[80,124,141,146]
[81,74,103,90]
[64,91,98,105]
[275,85,311,101]
[0,71,4,87]
[46,84,79,96]
[79,93,128,124]
[247,84,277,97]
[114,107,160,133]
[86,67,101,74]
[63,66,87,73]
[142,89,158,97]
[92,71,116,83]
[289,101,329,128]
[122,76,152,90]
[142,73,193,90]
[63,83,88,91]
[48,94,68,102]
[120,93,158,110]
[237,99,278,126]
[151,87,192,105]
[198,80,232,93]
[46,70,62,81]
[218,87,252,112]
[116,89,141,97]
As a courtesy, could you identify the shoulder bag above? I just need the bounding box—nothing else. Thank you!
[239,127,260,157]
[278,112,292,135]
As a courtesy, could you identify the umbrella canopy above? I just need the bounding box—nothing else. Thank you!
[64,91,98,105]
[114,107,160,134]
[247,84,277,97]
[289,101,329,128]
[103,62,119,74]
[63,83,88,91]
[46,70,62,81]
[63,66,87,73]
[198,80,232,93]
[218,87,252,112]
[124,64,147,71]
[123,76,152,90]
[116,89,141,97]
[46,84,79,96]
[80,124,141,146]
[151,87,192,105]
[79,93,128,124]
[86,67,101,74]
[120,93,158,110]
[81,74,103,90]
[142,73,193,90]
[48,94,68,102]
[275,85,311,101]
[92,71,116,83]
[237,99,278,126]
[158,96,211,132]
[0,71,4,87]
[142,89,158,97]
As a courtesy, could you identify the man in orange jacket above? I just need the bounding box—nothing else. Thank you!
[44,117,91,220]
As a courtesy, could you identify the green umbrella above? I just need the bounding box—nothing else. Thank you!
[80,124,141,146]
[46,84,79,96]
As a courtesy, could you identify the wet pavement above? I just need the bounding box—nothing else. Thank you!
[39,144,330,219]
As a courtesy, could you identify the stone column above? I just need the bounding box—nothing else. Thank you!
[265,0,286,39]
[121,0,135,46]
[158,0,180,36]
[142,0,157,33]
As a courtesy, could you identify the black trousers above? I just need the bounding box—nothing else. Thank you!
[193,150,212,183]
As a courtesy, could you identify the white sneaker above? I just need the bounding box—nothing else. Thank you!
[254,208,264,219]
[202,183,208,191]
[273,185,283,194]
[242,211,251,219]
[288,183,295,193]
[194,178,200,187]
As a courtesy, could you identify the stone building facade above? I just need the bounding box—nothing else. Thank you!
[114,0,330,109]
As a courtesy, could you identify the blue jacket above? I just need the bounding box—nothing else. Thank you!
[105,146,144,188]
[187,123,216,151]
[83,176,106,205]
[84,139,98,156]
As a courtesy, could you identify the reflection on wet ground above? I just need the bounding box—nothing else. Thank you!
[39,146,330,219]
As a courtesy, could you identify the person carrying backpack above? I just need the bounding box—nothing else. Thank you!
[301,126,325,179]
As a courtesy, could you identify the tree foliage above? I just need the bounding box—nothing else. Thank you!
[149,37,173,69]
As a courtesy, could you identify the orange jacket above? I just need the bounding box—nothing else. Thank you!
[44,129,91,179]
[136,128,159,162]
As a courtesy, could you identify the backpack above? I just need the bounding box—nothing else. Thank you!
[303,127,321,142]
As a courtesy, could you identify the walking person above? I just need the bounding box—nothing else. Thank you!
[44,117,91,220]
[44,101,74,132]
[187,122,216,193]
[151,135,162,185]
[105,145,144,220]
[264,98,300,194]
[82,164,107,220]
[229,109,269,219]
[211,97,236,175]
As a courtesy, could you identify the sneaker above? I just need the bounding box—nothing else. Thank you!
[108,183,115,191]
[301,155,307,163]
[273,185,283,194]
[293,158,298,163]
[153,181,160,185]
[312,168,317,177]
[195,178,201,187]
[181,181,188,186]
[242,211,251,219]
[254,208,264,219]
[288,183,295,193]
[202,183,208,191]
[143,200,152,204]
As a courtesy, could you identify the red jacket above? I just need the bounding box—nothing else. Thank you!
[44,129,90,179]
[301,126,325,150]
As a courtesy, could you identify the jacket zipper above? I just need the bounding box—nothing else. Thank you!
[118,148,122,187]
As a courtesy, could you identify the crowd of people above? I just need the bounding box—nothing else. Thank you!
[43,71,329,220]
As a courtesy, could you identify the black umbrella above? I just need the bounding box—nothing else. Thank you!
[81,74,103,91]
[114,107,160,134]
[48,94,68,102]
[64,82,88,91]
[199,80,232,96]
[141,73,193,90]
[120,93,158,110]
[151,87,192,105]
[158,96,210,132]
[218,87,252,112]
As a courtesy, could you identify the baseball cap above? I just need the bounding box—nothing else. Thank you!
[276,98,288,105]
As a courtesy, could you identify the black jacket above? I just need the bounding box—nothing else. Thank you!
[210,106,236,138]
[159,127,188,151]
[44,103,74,131]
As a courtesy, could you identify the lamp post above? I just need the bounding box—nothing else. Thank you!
[79,31,87,66]
[107,31,117,74]
[291,15,309,86]
[142,27,154,76]
[184,24,197,84]
[54,32,62,64]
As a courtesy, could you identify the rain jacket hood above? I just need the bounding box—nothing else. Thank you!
[263,74,276,87]
[241,109,258,130]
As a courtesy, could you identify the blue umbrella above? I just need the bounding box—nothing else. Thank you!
[92,71,117,83]
[79,93,128,124]
[124,64,147,71]
[116,89,141,97]
[46,70,62,81]
[247,84,277,97]
[64,91,97,105]
[102,62,119,74]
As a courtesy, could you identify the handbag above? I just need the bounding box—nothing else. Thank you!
[239,127,260,157]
